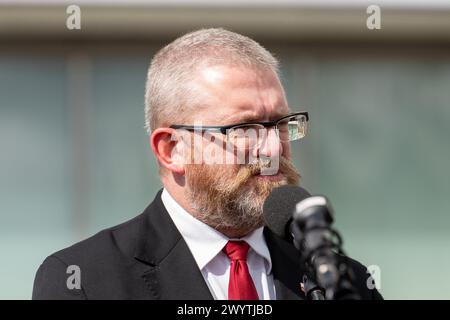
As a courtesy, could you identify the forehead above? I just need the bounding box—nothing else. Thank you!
[192,64,289,124]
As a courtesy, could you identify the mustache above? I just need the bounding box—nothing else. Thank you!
[234,156,299,181]
[244,158,270,174]
[185,156,301,196]
[245,157,284,175]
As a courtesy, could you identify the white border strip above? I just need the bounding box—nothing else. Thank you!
[1,0,450,10]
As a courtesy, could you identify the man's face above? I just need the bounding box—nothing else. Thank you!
[182,64,300,234]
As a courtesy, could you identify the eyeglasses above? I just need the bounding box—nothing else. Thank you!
[170,111,309,149]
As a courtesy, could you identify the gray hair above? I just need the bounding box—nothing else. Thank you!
[144,28,280,134]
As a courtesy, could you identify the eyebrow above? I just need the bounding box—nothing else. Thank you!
[228,111,289,124]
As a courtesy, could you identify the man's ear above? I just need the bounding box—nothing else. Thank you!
[150,128,186,175]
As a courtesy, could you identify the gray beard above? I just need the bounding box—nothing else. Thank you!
[187,184,266,232]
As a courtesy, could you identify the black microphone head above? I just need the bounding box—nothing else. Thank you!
[263,185,311,239]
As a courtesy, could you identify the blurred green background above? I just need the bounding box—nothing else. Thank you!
[1,1,450,299]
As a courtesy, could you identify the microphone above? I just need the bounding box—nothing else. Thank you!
[262,185,311,244]
[263,185,360,300]
[263,186,325,299]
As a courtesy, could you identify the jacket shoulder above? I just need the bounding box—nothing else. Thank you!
[32,210,150,300]
[346,256,383,300]
[55,210,147,263]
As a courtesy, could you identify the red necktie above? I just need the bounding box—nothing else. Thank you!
[223,240,259,300]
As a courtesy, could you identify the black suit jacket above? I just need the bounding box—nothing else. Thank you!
[32,189,382,300]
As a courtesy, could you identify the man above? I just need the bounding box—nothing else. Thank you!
[33,28,382,300]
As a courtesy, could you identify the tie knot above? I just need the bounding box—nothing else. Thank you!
[223,241,250,261]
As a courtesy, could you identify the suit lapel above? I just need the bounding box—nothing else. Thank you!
[264,227,306,300]
[134,189,213,300]
[132,189,305,300]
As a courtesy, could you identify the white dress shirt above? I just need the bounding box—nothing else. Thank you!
[161,188,276,300]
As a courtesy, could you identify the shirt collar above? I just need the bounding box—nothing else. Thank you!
[241,226,272,273]
[161,188,272,273]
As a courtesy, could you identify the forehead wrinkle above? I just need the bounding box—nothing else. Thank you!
[221,107,289,125]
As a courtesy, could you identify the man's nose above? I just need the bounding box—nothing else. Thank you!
[252,127,282,159]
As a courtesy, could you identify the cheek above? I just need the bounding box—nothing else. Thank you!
[199,135,230,165]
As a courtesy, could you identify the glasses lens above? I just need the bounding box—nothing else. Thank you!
[278,114,308,141]
[227,124,265,149]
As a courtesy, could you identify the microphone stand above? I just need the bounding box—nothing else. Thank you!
[302,273,325,300]
[292,207,361,300]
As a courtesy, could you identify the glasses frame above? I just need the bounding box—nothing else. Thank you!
[169,112,309,137]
